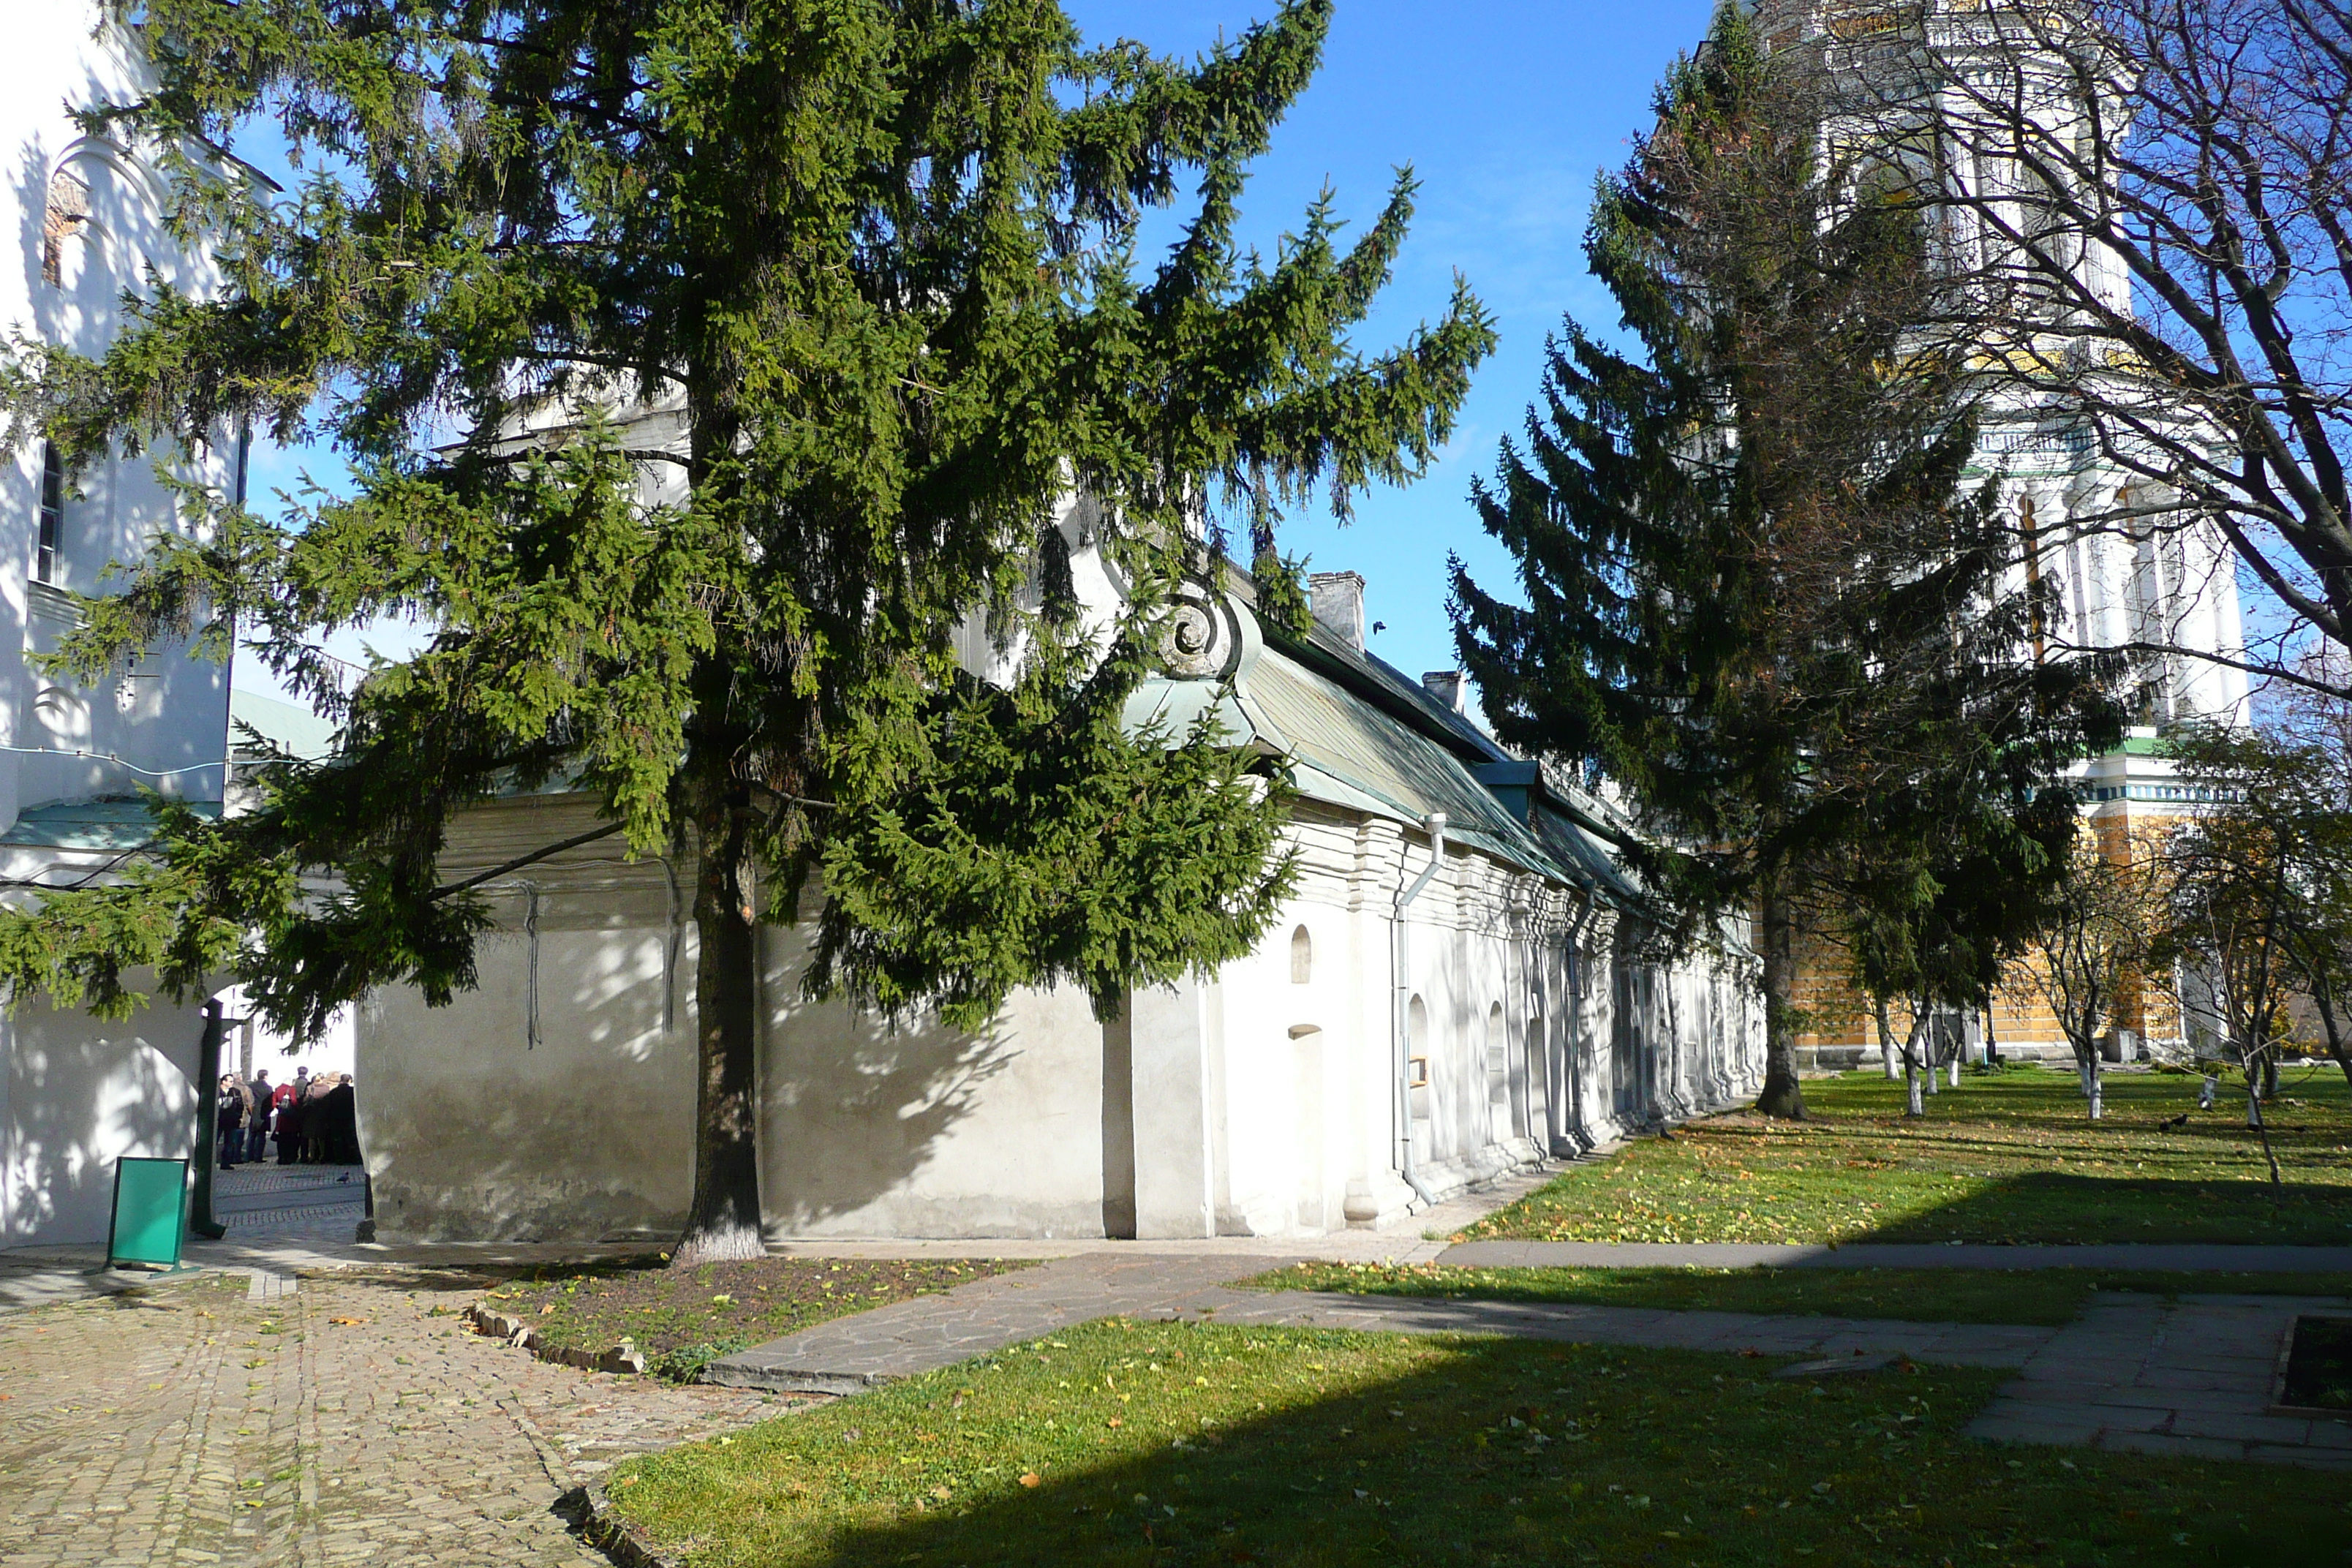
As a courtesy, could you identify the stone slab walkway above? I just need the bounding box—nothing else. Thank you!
[704,1255,1275,1394]
[0,1267,784,1566]
[703,1251,2057,1395]
[1440,1240,2352,1271]
[706,1254,2352,1470]
[1969,1292,2352,1470]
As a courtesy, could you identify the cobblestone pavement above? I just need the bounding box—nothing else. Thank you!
[0,1268,785,1566]
[213,1165,369,1241]
[1970,1292,2352,1469]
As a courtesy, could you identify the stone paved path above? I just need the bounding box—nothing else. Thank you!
[214,1165,369,1240]
[0,1268,783,1566]
[1970,1292,2352,1470]
[707,1254,2352,1470]
[705,1252,2058,1393]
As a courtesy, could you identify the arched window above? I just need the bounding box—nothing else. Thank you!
[35,443,64,584]
[1289,924,1312,984]
[42,168,90,288]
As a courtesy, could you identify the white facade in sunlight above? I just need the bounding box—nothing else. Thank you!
[355,529,1765,1244]
[0,10,239,1248]
[1765,0,2252,737]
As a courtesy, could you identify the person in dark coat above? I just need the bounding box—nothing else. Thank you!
[246,1071,274,1164]
[214,1074,245,1170]
[300,1075,330,1163]
[274,1071,306,1166]
[317,1075,361,1166]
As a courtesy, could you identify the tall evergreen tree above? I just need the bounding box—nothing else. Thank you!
[1450,7,2119,1119]
[0,0,1493,1259]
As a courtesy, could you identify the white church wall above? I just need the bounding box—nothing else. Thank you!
[756,921,1112,1240]
[353,780,1769,1245]
[0,985,206,1249]
[0,10,244,1248]
[359,875,697,1243]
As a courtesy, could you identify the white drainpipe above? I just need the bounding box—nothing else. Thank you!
[1393,813,1447,1207]
[1562,887,1595,1153]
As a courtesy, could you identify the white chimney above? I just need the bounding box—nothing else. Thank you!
[1308,570,1366,652]
[1422,670,1469,713]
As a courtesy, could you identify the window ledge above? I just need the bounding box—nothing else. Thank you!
[26,581,81,628]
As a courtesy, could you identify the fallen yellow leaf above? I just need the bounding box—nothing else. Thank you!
[1019,1473,1042,1489]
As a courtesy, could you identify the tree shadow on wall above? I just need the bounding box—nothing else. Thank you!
[757,937,1023,1231]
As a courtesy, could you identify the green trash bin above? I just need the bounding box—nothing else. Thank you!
[107,1156,190,1270]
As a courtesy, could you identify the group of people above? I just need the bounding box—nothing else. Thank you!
[214,1066,361,1169]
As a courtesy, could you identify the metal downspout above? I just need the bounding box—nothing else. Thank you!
[1393,813,1447,1208]
[1563,888,1595,1154]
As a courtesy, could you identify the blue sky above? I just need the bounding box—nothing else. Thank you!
[238,1,1725,698]
[1067,0,1721,683]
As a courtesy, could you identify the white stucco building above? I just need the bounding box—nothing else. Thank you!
[0,10,244,1248]
[357,530,1765,1243]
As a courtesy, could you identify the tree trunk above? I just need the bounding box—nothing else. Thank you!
[2088,1053,2102,1120]
[1875,996,1900,1081]
[1904,1008,1926,1118]
[1923,1009,1940,1098]
[2247,1077,2284,1184]
[673,793,767,1266]
[1948,1050,1960,1089]
[2311,984,2352,1092]
[1754,880,1806,1119]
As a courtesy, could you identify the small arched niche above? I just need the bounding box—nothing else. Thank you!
[1289,924,1312,984]
[1487,1002,1509,1109]
[1407,994,1432,1123]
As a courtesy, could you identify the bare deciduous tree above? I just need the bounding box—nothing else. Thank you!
[2008,832,2160,1119]
[1779,0,2352,694]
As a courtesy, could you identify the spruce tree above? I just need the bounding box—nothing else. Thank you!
[1450,6,2119,1119]
[0,0,1493,1259]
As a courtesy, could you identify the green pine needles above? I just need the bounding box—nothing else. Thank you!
[0,0,1492,1257]
[1450,6,2120,1120]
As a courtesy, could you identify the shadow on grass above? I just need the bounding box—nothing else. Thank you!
[608,1323,2346,1567]
[1855,1169,2352,1245]
[1469,1069,2352,1246]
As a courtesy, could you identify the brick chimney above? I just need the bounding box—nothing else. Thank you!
[1422,669,1469,713]
[1308,570,1365,652]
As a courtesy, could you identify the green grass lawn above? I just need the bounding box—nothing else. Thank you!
[605,1319,2352,1567]
[1464,1066,2352,1245]
[479,1256,1030,1379]
[1251,1262,2352,1326]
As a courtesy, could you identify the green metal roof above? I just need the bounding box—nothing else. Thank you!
[0,798,222,851]
[231,689,341,761]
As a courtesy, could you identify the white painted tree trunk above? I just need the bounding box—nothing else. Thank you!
[1948,1054,1961,1088]
[1877,998,1901,1080]
[1904,1011,1928,1117]
[2088,1055,2103,1120]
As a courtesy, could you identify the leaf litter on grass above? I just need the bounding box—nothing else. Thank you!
[1465,1068,2352,1246]
[477,1256,1033,1378]
[603,1319,2348,1567]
